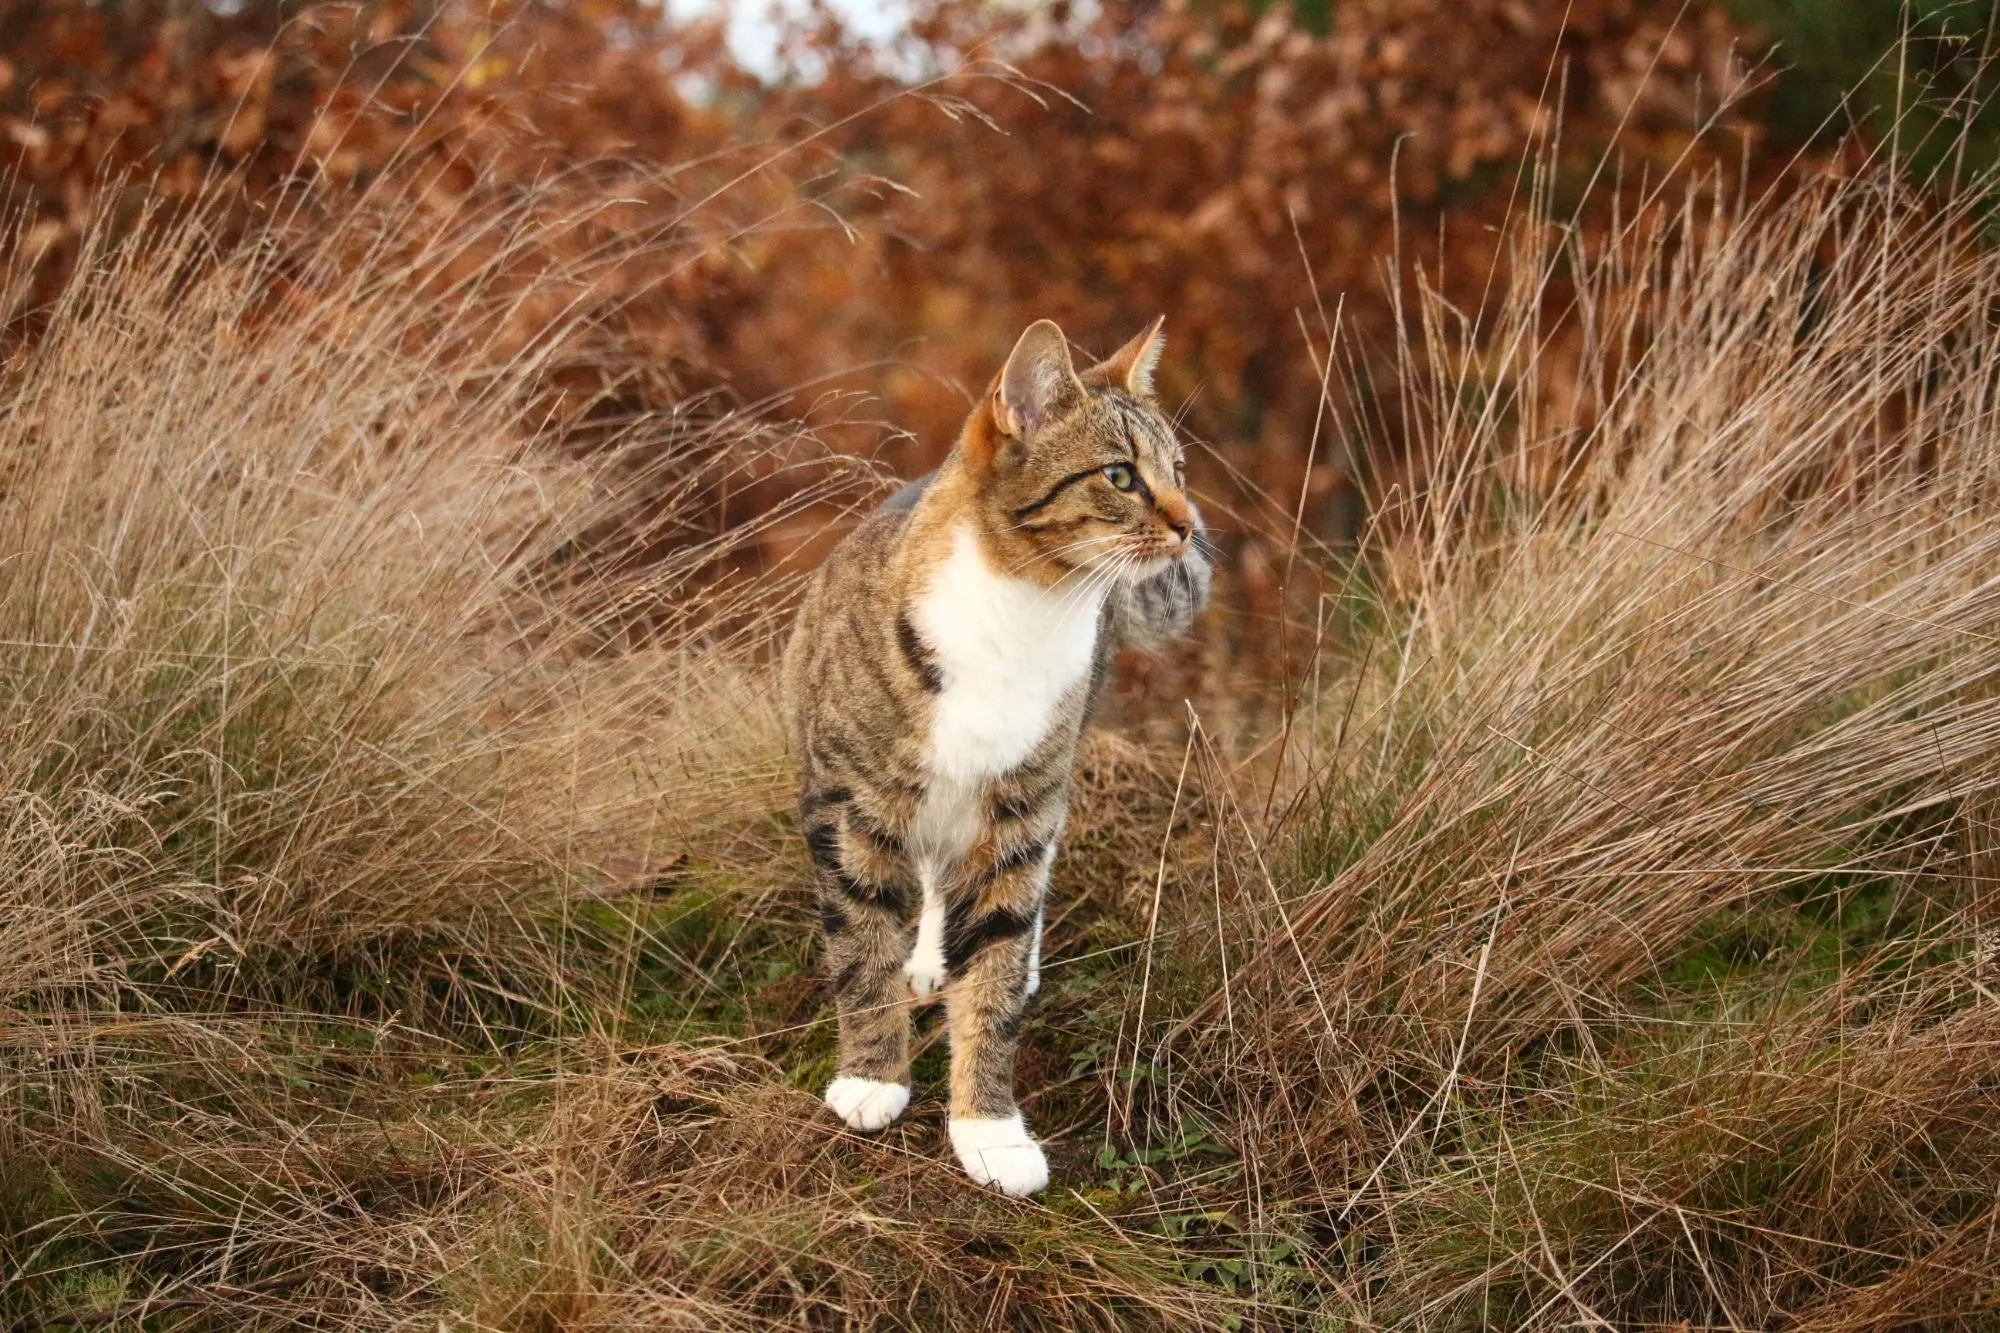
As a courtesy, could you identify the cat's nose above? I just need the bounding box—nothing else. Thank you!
[1166,517,1192,543]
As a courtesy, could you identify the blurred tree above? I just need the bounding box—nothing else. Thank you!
[0,0,1768,588]
[1728,0,2000,175]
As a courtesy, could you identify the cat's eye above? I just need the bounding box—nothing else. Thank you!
[1102,463,1137,492]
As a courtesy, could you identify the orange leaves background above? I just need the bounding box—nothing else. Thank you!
[0,0,1773,566]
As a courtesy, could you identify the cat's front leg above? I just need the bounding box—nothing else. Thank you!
[804,789,919,1133]
[940,831,1054,1196]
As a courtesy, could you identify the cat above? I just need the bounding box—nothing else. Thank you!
[780,317,1210,1196]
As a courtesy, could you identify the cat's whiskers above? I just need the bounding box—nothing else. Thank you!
[1036,545,1107,610]
[1021,541,1151,615]
[1050,546,1142,623]
[1013,532,1125,575]
[1044,555,1123,622]
[1041,532,1140,587]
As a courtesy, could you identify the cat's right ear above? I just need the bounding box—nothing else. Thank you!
[993,320,1084,440]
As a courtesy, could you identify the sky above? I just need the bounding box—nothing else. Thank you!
[667,0,914,78]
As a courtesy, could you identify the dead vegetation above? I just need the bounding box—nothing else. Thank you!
[5,73,2000,1333]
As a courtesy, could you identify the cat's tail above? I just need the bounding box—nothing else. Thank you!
[1112,505,1213,652]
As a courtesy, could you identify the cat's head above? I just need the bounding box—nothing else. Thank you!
[965,317,1196,586]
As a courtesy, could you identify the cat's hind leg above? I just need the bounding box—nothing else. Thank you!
[1022,840,1055,998]
[903,864,947,999]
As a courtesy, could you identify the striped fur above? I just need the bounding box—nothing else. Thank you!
[780,318,1209,1196]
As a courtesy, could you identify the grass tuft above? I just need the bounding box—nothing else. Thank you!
[11,128,2000,1331]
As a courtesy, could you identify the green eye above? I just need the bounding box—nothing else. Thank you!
[1102,463,1137,492]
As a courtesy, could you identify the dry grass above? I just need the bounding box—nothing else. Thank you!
[1151,160,2000,1325]
[0,191,820,1325]
[8,137,2000,1331]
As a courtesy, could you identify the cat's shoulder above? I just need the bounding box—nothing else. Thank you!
[819,500,912,575]
[877,469,936,513]
[817,470,951,581]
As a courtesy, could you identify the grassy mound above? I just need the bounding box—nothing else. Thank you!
[6,153,2000,1329]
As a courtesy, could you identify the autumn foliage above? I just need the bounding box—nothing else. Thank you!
[0,0,1768,571]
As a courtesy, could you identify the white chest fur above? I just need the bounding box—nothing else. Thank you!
[906,525,1104,860]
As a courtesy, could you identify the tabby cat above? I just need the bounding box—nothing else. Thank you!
[780,317,1210,1196]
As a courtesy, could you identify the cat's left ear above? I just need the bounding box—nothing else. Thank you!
[993,319,1086,440]
[1084,315,1166,398]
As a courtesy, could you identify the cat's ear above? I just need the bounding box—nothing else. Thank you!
[1084,315,1166,398]
[993,319,1085,439]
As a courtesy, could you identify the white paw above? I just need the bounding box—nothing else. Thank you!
[824,1077,909,1132]
[903,942,947,998]
[949,1114,1049,1197]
